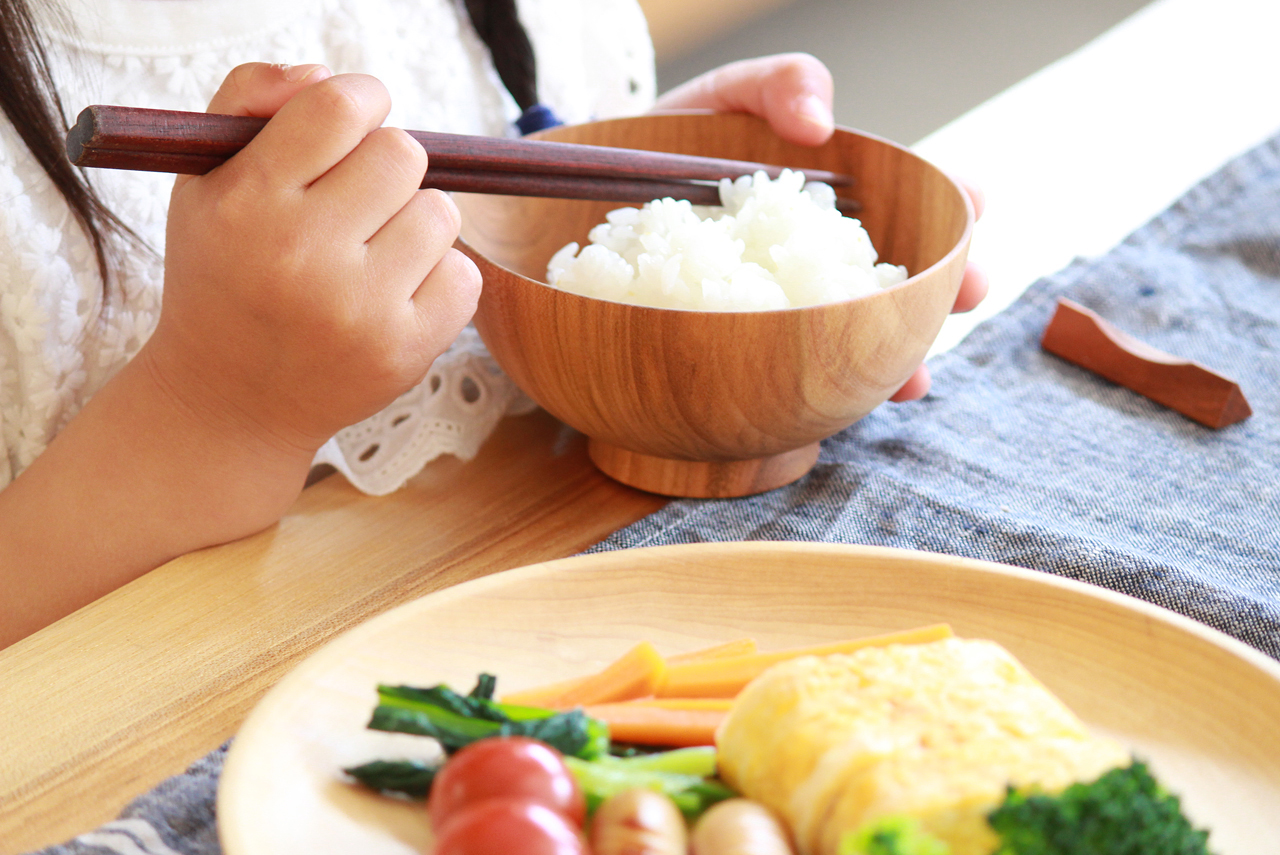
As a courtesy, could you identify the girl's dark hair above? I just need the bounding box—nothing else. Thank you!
[0,0,539,290]
[463,0,539,113]
[0,0,142,288]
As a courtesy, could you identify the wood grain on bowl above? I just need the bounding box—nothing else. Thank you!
[456,113,973,498]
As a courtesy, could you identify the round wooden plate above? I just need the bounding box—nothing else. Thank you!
[218,543,1280,854]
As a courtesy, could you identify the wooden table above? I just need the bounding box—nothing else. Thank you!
[0,411,664,852]
[3,0,1278,850]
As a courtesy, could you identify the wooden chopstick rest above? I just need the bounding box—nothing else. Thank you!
[1040,298,1252,429]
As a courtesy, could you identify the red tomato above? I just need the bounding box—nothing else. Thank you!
[428,737,585,832]
[431,798,586,855]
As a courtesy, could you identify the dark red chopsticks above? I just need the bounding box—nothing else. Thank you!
[66,105,858,212]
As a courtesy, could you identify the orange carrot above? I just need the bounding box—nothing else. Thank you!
[583,702,726,747]
[499,675,585,708]
[500,638,754,706]
[616,697,735,712]
[656,624,954,698]
[503,640,667,709]
[666,637,758,663]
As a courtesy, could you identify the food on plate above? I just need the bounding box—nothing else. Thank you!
[343,675,608,798]
[545,170,907,311]
[498,627,955,750]
[427,736,585,831]
[501,640,668,709]
[656,625,954,700]
[345,630,1213,855]
[430,797,586,855]
[507,626,954,710]
[344,672,732,818]
[499,638,758,708]
[981,760,1211,855]
[580,698,732,747]
[590,788,688,855]
[562,746,733,818]
[714,636,1208,855]
[690,798,797,855]
[842,760,1212,855]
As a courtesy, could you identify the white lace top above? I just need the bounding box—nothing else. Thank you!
[0,0,655,493]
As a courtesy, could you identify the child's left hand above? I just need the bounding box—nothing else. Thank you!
[655,53,989,401]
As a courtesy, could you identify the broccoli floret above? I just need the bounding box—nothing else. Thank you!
[839,815,952,855]
[836,761,1211,855]
[987,760,1213,855]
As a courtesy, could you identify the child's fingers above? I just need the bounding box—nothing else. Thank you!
[889,364,932,402]
[174,62,332,194]
[407,247,483,350]
[950,173,986,220]
[204,61,332,118]
[952,262,989,314]
[366,188,464,299]
[313,127,428,241]
[230,73,393,191]
[654,53,835,147]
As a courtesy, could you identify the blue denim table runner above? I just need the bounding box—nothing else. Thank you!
[594,132,1280,658]
[30,129,1280,855]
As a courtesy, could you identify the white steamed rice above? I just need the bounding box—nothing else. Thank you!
[545,169,907,311]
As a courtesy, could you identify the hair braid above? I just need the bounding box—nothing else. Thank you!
[462,0,560,133]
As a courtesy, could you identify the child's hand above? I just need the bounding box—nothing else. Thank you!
[656,54,989,401]
[655,52,836,146]
[146,62,481,462]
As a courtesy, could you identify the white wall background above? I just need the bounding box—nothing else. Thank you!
[655,0,1154,145]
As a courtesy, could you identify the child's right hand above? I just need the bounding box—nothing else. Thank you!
[145,62,481,464]
[0,63,484,645]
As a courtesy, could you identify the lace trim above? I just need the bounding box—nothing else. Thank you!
[313,327,535,495]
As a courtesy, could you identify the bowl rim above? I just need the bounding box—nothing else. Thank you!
[458,111,976,317]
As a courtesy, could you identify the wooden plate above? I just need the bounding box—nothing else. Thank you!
[218,542,1280,854]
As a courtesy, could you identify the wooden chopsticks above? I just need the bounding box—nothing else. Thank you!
[66,105,857,212]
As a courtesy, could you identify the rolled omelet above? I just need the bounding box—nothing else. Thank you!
[715,637,1129,855]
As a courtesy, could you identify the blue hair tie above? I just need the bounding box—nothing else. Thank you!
[516,104,562,135]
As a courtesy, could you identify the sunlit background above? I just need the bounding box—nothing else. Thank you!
[641,0,1153,145]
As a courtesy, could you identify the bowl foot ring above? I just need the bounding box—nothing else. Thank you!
[587,440,821,498]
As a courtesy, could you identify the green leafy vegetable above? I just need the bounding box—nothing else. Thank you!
[343,759,438,799]
[344,674,610,798]
[987,760,1213,855]
[346,675,731,818]
[563,749,735,820]
[839,815,951,855]
[367,675,610,759]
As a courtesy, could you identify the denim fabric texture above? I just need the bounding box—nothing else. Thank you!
[593,131,1280,659]
[27,132,1280,855]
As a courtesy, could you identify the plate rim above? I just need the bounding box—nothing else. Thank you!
[217,541,1280,852]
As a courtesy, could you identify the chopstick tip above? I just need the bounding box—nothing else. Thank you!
[65,107,98,165]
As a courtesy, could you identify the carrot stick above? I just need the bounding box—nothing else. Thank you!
[666,637,758,663]
[502,641,667,709]
[499,675,585,707]
[656,624,955,698]
[500,638,755,706]
[617,697,736,712]
[583,702,726,747]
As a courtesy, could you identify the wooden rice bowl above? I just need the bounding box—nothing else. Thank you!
[455,112,973,498]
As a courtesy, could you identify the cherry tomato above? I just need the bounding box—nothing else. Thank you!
[432,798,586,855]
[428,736,585,831]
